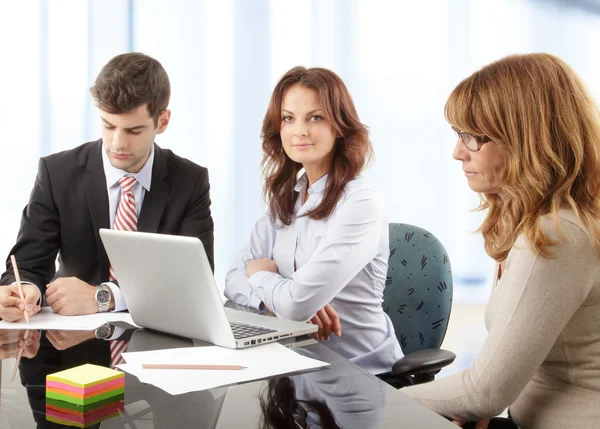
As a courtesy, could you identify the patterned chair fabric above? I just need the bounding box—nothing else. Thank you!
[383,223,453,355]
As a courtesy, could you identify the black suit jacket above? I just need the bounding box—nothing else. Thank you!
[1,140,214,298]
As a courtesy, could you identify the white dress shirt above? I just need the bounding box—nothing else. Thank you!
[225,172,402,374]
[101,144,154,312]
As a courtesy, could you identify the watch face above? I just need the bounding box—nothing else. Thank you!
[96,326,110,338]
[97,289,111,304]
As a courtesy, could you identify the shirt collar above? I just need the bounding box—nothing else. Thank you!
[101,143,154,192]
[294,168,328,195]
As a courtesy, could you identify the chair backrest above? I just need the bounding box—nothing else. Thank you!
[383,223,453,355]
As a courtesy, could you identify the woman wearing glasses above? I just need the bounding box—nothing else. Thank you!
[224,67,402,375]
[403,53,600,429]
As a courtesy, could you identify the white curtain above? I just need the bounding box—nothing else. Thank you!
[1,0,600,301]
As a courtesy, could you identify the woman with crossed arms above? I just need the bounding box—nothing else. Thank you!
[225,66,402,375]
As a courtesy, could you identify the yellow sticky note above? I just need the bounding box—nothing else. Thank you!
[47,364,123,388]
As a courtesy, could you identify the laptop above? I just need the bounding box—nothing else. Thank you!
[99,229,317,349]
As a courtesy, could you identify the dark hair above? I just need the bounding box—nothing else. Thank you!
[260,378,340,429]
[261,66,373,225]
[90,52,170,125]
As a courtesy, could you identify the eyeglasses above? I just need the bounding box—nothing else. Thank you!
[451,126,492,152]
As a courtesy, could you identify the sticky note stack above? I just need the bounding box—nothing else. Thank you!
[45,364,124,428]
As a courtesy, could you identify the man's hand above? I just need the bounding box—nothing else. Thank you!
[46,330,96,351]
[0,329,41,360]
[46,277,98,315]
[308,304,341,341]
[246,259,279,278]
[0,284,41,322]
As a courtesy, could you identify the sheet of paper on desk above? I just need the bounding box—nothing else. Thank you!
[117,343,330,395]
[0,307,138,330]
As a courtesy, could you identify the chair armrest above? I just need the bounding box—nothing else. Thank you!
[392,348,456,377]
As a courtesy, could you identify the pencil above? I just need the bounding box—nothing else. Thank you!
[10,255,29,324]
[10,330,28,383]
[142,364,246,370]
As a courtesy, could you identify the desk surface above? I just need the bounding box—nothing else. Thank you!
[0,325,456,429]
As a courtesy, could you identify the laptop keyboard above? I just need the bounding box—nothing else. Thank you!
[230,322,277,339]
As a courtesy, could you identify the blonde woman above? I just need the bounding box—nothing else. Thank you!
[403,53,600,429]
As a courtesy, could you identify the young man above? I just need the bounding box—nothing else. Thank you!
[0,52,214,321]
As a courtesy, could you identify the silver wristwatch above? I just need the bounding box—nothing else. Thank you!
[95,323,112,340]
[95,284,112,313]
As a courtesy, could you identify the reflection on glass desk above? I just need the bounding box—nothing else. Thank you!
[0,323,456,428]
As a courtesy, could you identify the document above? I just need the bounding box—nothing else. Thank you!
[0,307,138,330]
[117,343,329,395]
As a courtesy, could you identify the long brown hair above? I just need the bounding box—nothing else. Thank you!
[446,53,600,261]
[260,378,340,429]
[261,67,372,225]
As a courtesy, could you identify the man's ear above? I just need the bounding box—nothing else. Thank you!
[156,109,171,134]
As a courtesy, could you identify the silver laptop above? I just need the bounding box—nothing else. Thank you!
[99,229,317,349]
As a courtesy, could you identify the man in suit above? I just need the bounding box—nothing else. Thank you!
[0,52,214,321]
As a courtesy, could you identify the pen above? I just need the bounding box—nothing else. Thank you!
[141,364,246,370]
[10,255,29,324]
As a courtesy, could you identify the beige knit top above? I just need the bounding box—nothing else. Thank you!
[402,210,600,428]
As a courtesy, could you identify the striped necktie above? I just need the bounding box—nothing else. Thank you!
[109,176,138,367]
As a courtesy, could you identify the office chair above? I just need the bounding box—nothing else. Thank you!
[380,223,456,388]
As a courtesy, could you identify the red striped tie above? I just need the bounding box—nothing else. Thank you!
[109,176,138,367]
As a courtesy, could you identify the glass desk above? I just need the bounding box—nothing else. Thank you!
[0,324,456,428]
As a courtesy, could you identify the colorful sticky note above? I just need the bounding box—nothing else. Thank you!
[46,364,125,406]
[47,364,123,388]
[46,400,124,428]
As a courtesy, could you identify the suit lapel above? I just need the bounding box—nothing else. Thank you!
[138,144,169,233]
[84,140,111,279]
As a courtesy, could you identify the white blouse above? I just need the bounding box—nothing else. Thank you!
[224,172,402,374]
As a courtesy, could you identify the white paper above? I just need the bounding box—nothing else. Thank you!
[0,307,138,330]
[117,343,329,395]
